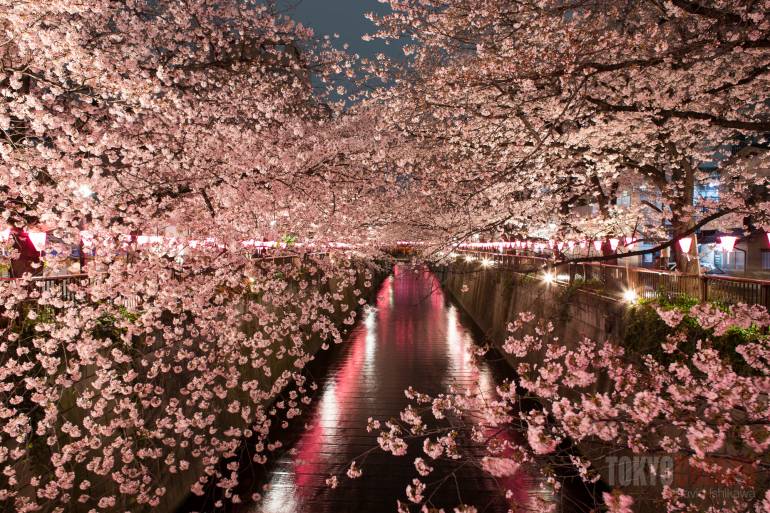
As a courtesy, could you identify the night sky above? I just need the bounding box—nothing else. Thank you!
[283,0,404,60]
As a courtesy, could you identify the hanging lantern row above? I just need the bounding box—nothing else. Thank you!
[462,233,750,254]
[677,235,739,253]
[459,238,633,252]
[0,228,361,254]
[0,228,48,252]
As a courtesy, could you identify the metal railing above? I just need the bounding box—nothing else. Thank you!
[458,250,770,309]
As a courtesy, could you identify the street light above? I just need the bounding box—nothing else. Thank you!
[622,289,638,303]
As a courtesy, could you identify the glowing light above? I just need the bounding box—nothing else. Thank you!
[0,228,9,241]
[556,241,564,250]
[622,289,638,303]
[542,271,555,284]
[593,240,602,252]
[28,231,47,251]
[678,236,693,253]
[567,240,575,250]
[579,240,587,250]
[80,230,94,247]
[609,238,620,251]
[76,184,94,197]
[465,255,475,262]
[720,235,737,253]
[480,258,493,268]
[624,236,634,246]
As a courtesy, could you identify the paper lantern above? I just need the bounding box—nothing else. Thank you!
[593,240,602,252]
[579,240,587,250]
[720,235,737,253]
[556,241,564,250]
[609,238,619,251]
[678,236,693,254]
[80,230,94,248]
[567,240,575,250]
[28,231,47,251]
[624,236,634,246]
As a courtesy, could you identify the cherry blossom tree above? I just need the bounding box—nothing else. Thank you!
[0,1,393,511]
[365,0,770,265]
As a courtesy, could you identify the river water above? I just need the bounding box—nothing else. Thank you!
[237,265,560,513]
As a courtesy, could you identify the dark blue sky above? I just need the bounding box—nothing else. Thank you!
[281,0,403,60]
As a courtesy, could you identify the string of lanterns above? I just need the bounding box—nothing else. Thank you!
[0,229,355,254]
[0,231,761,255]
[457,234,753,254]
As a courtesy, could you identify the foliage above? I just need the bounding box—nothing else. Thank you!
[358,305,770,513]
[2,0,770,512]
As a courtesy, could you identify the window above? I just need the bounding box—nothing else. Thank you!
[720,250,745,271]
[762,250,770,270]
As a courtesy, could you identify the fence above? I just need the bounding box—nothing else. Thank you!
[0,252,331,311]
[458,250,770,309]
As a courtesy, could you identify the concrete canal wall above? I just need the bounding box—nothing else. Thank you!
[436,261,627,361]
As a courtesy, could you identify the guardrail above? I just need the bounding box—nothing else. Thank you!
[458,250,770,309]
[0,252,331,309]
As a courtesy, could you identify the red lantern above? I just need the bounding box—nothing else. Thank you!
[678,236,693,254]
[720,235,737,253]
[28,231,47,251]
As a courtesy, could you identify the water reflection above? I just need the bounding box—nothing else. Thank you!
[245,265,546,513]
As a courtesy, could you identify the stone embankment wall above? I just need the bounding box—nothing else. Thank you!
[435,261,626,358]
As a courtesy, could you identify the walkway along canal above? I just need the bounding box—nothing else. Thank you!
[181,264,590,513]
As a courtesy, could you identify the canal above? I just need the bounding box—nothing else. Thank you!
[182,264,564,513]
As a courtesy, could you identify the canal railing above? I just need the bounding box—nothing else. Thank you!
[0,252,330,311]
[457,250,770,309]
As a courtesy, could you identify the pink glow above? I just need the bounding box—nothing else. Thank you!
[609,238,619,251]
[593,240,602,252]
